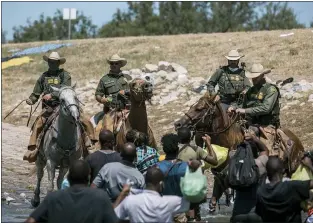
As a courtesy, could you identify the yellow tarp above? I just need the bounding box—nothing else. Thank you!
[2,57,33,69]
[201,144,229,170]
[291,164,313,211]
[158,144,229,171]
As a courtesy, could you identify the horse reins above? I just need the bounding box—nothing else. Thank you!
[187,101,240,135]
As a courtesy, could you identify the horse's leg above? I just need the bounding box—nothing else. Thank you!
[57,165,68,190]
[31,155,46,208]
[46,159,56,192]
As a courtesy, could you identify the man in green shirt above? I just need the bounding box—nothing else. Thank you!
[94,54,131,136]
[228,63,280,152]
[177,127,217,222]
[23,52,95,163]
[206,50,251,109]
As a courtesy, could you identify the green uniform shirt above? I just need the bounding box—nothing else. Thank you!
[207,66,251,106]
[177,144,208,162]
[95,72,130,109]
[243,82,280,126]
[29,69,71,106]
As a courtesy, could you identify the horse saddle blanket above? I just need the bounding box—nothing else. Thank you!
[95,109,130,140]
[258,126,301,174]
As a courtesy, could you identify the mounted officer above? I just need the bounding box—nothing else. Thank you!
[206,50,251,109]
[94,54,131,137]
[228,63,280,152]
[23,52,94,163]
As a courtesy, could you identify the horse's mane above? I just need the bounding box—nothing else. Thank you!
[195,94,244,149]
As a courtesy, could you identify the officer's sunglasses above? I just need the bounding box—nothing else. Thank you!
[110,62,121,66]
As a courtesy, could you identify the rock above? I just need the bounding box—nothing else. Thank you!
[286,100,300,106]
[281,105,289,111]
[292,93,304,99]
[122,70,130,76]
[79,84,96,92]
[300,102,305,107]
[177,74,189,85]
[162,88,170,94]
[158,61,173,72]
[166,72,179,82]
[130,69,142,77]
[157,118,169,124]
[154,76,164,86]
[89,79,98,84]
[308,94,313,102]
[177,87,187,94]
[166,81,179,91]
[144,64,158,73]
[291,120,296,124]
[281,83,293,91]
[184,96,200,107]
[6,196,15,204]
[171,63,188,75]
[155,70,167,79]
[20,193,26,199]
[159,92,179,105]
[283,92,293,100]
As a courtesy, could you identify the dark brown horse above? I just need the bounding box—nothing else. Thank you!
[174,92,304,210]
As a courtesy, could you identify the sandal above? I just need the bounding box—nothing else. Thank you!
[209,200,217,213]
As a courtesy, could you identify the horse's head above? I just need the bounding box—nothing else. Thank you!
[129,78,153,103]
[174,92,218,131]
[51,85,80,121]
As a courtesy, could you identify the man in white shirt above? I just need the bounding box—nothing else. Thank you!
[114,164,200,223]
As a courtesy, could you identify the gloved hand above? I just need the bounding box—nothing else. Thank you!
[26,99,34,105]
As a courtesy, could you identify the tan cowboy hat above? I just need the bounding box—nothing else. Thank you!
[246,63,271,78]
[224,49,244,61]
[107,54,127,67]
[43,52,66,64]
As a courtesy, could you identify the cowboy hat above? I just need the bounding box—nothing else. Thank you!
[43,52,66,64]
[107,54,127,67]
[224,49,244,61]
[246,63,271,79]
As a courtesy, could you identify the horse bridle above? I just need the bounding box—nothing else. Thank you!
[186,100,239,135]
[59,87,80,122]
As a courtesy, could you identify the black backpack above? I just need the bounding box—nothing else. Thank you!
[228,142,259,190]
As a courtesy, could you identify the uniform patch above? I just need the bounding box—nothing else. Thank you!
[54,79,59,84]
[235,76,240,81]
[230,76,234,80]
[258,92,264,100]
[47,78,54,84]
[269,87,277,93]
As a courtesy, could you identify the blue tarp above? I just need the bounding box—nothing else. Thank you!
[12,43,73,57]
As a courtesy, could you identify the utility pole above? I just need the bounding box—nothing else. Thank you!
[63,8,76,40]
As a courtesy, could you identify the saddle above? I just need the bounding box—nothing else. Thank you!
[250,125,302,176]
[95,109,130,140]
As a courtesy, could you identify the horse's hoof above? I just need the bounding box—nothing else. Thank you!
[31,198,40,208]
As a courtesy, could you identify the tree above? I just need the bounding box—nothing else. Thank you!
[208,2,263,32]
[256,2,305,30]
[2,29,7,44]
[12,10,97,42]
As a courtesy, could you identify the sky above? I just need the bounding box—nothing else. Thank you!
[2,1,313,40]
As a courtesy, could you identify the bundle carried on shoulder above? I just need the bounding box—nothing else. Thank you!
[228,141,259,190]
[180,166,207,203]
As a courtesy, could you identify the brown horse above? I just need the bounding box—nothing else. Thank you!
[95,78,157,151]
[174,92,304,210]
